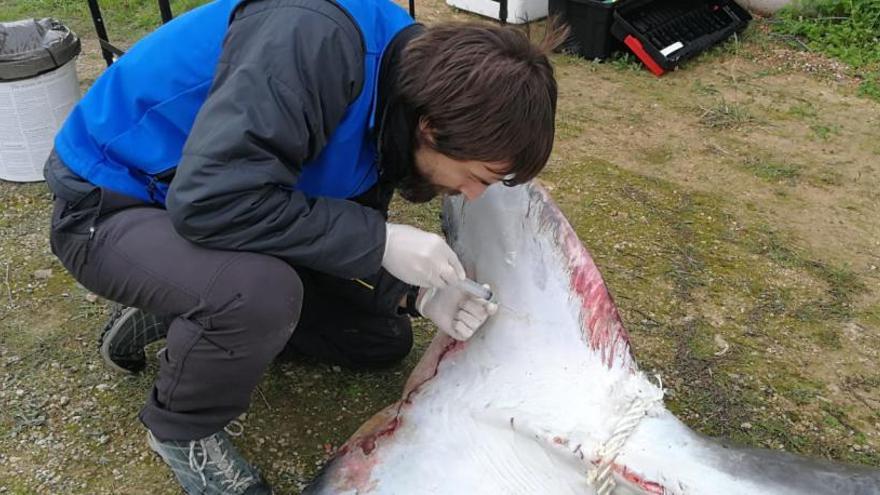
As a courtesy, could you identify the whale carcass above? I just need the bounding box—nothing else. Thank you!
[305,182,880,494]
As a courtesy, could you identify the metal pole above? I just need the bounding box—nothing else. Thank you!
[409,0,415,18]
[158,0,174,24]
[87,0,115,67]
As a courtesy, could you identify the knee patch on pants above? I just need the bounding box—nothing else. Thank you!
[206,254,304,340]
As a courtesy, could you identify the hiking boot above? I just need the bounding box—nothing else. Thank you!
[147,429,272,495]
[99,305,168,373]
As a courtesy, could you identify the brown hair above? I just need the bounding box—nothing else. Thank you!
[398,22,568,186]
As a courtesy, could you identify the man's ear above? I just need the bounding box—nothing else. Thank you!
[417,117,436,146]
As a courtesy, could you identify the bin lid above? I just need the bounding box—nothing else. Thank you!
[0,18,81,81]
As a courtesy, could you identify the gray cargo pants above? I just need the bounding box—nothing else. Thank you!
[49,189,412,441]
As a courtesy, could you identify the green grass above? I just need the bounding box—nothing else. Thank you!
[608,52,645,72]
[699,99,756,129]
[810,123,841,140]
[692,79,721,96]
[743,159,802,183]
[1,0,879,491]
[0,0,209,43]
[555,108,593,140]
[541,158,875,464]
[639,145,675,165]
[858,73,880,99]
[787,102,819,119]
[774,0,880,102]
[0,180,443,493]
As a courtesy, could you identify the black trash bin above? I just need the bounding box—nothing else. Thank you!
[0,18,82,182]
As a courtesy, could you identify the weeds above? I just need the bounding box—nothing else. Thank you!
[787,102,819,119]
[640,146,674,165]
[1,0,878,491]
[774,0,880,102]
[692,79,720,96]
[609,52,645,72]
[743,159,802,184]
[858,73,880,100]
[811,168,844,187]
[0,0,211,43]
[698,98,757,128]
[810,123,841,140]
[555,108,592,139]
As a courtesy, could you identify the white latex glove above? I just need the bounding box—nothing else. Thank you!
[416,284,498,341]
[381,223,466,288]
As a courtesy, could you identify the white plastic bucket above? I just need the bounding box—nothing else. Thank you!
[735,0,792,15]
[1,18,81,182]
[0,60,80,182]
[446,0,547,24]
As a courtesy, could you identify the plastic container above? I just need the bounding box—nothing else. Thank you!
[550,0,621,60]
[610,0,751,76]
[735,0,791,15]
[446,0,547,24]
[0,18,81,182]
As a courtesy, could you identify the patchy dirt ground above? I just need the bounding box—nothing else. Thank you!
[544,22,880,463]
[1,1,878,493]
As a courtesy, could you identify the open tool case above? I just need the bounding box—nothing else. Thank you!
[611,0,752,75]
[552,0,752,76]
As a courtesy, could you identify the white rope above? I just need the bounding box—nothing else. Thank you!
[586,375,665,495]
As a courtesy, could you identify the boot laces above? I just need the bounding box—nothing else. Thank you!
[185,425,255,492]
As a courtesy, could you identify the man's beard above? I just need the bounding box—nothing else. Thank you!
[398,167,447,203]
[398,173,437,203]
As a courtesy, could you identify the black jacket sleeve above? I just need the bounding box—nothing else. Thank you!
[165,0,387,279]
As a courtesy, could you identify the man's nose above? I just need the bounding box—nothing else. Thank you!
[462,183,487,201]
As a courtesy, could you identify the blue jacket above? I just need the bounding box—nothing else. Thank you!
[54,0,413,205]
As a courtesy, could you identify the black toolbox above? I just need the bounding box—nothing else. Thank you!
[551,0,752,75]
[550,0,621,60]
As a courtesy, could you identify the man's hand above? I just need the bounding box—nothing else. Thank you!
[382,223,465,288]
[417,284,498,341]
